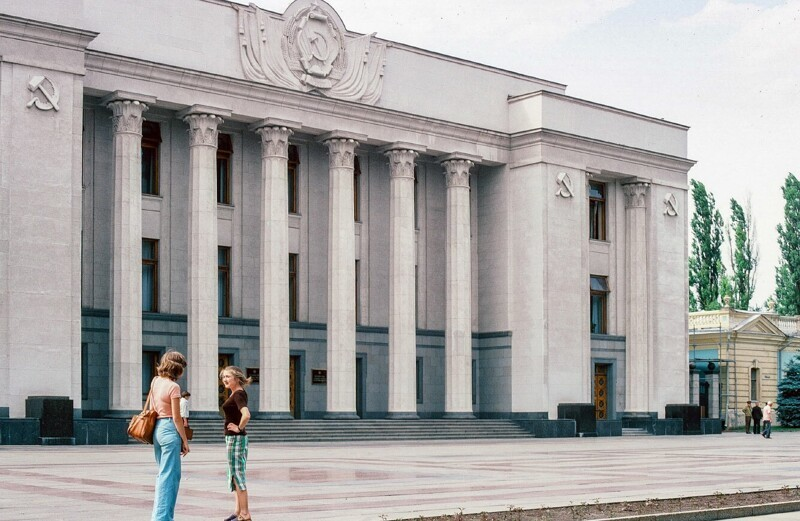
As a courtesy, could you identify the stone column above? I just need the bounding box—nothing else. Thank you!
[103,91,156,412]
[320,131,366,419]
[250,118,300,419]
[690,372,700,405]
[381,143,427,419]
[178,105,231,415]
[623,181,651,417]
[710,373,720,419]
[441,154,478,418]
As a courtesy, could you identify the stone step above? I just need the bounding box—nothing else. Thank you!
[621,427,652,436]
[183,419,535,443]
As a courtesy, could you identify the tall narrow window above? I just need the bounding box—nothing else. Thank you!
[217,133,232,205]
[218,246,231,317]
[750,368,759,401]
[589,181,606,240]
[414,165,419,229]
[590,275,609,334]
[289,253,298,322]
[355,259,361,325]
[141,122,161,195]
[288,144,299,214]
[353,155,361,222]
[142,238,159,312]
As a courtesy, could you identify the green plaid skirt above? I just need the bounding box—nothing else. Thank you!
[225,435,248,492]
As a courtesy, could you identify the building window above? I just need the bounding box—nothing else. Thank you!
[218,246,231,317]
[414,165,419,229]
[141,121,161,195]
[217,133,233,205]
[288,144,299,214]
[142,350,160,399]
[416,357,424,404]
[750,368,759,401]
[590,275,609,334]
[354,155,361,222]
[289,253,298,322]
[589,181,606,240]
[472,359,478,405]
[142,239,158,312]
[355,259,361,324]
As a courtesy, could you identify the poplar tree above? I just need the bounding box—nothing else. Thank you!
[778,355,800,427]
[727,198,758,310]
[689,179,725,310]
[775,173,800,315]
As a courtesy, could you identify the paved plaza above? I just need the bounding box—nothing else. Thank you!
[2,432,800,520]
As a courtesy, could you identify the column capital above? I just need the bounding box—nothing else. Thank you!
[622,182,651,209]
[249,117,302,133]
[177,105,231,147]
[440,156,477,189]
[106,99,149,135]
[318,129,368,144]
[321,131,364,169]
[384,149,420,180]
[100,90,157,107]
[254,126,294,159]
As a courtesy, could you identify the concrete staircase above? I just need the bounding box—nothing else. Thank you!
[621,427,652,436]
[186,419,535,443]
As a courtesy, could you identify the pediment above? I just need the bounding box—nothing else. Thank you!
[733,314,786,336]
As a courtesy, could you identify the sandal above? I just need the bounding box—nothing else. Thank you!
[224,515,238,521]
[237,516,252,521]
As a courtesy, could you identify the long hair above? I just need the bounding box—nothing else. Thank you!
[157,350,187,380]
[219,365,252,387]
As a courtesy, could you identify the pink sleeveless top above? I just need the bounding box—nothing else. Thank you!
[150,377,181,419]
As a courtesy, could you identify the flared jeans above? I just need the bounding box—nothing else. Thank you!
[152,418,181,521]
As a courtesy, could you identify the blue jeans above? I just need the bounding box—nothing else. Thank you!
[152,418,182,521]
[763,420,772,438]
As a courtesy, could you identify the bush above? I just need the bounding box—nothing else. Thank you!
[777,355,800,426]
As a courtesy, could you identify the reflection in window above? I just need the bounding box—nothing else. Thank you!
[289,253,298,322]
[590,275,609,334]
[142,239,158,312]
[354,155,361,221]
[288,144,299,214]
[217,133,233,204]
[141,122,161,195]
[589,181,606,240]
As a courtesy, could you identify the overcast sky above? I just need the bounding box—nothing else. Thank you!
[250,0,800,307]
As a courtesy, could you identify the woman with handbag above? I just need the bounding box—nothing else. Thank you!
[220,365,253,521]
[150,350,190,521]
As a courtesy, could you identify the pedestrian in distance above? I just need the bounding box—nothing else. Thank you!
[150,350,190,521]
[751,401,763,435]
[180,391,191,428]
[220,365,253,521]
[762,401,775,439]
[742,400,752,434]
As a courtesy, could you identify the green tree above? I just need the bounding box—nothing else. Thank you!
[775,173,800,315]
[689,179,725,310]
[777,355,800,427]
[727,198,758,310]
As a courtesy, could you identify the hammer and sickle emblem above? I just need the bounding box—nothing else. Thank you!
[664,193,678,216]
[26,76,60,112]
[555,172,574,198]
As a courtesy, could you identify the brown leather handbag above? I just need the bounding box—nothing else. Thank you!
[128,384,157,444]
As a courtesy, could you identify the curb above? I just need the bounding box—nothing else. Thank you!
[594,499,800,520]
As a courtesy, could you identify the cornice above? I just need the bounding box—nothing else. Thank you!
[510,129,696,174]
[84,50,510,157]
[0,14,97,52]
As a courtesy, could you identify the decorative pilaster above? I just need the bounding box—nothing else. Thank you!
[320,130,366,419]
[178,104,231,415]
[251,118,300,419]
[103,91,155,413]
[623,181,651,417]
[382,143,427,419]
[440,153,479,418]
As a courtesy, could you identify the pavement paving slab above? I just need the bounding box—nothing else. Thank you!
[0,431,798,520]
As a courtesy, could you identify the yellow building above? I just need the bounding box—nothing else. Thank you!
[689,299,800,429]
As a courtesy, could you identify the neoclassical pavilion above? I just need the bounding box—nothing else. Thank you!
[0,0,694,427]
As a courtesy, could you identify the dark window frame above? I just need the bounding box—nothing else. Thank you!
[589,181,606,241]
[288,144,299,214]
[289,253,298,322]
[354,155,361,222]
[141,121,161,196]
[590,275,609,334]
[217,134,233,205]
[142,238,159,312]
[218,246,231,317]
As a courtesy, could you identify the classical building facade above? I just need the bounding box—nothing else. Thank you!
[0,0,694,424]
[689,301,800,428]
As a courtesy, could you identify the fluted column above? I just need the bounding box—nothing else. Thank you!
[103,91,155,412]
[382,143,426,419]
[178,104,231,414]
[441,154,477,418]
[320,130,365,419]
[623,181,651,417]
[251,118,300,419]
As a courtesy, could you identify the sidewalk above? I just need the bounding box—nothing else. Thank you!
[1,432,798,520]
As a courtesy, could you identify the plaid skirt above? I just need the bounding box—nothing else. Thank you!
[225,435,248,492]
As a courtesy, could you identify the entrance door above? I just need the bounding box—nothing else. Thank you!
[594,364,609,420]
[218,354,232,408]
[355,356,364,418]
[290,355,301,419]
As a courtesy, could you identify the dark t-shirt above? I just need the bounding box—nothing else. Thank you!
[222,389,248,436]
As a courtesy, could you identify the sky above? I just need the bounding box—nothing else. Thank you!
[248,0,800,307]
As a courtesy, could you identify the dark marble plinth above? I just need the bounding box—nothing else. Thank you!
[25,396,73,438]
[558,403,597,437]
[665,404,701,435]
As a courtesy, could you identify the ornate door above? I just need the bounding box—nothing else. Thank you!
[594,364,608,420]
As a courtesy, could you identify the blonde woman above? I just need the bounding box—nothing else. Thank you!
[220,366,252,521]
[150,350,190,521]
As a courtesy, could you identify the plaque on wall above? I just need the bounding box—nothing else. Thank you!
[312,369,327,385]
[246,367,260,383]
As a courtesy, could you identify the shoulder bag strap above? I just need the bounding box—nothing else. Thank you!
[144,377,157,412]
